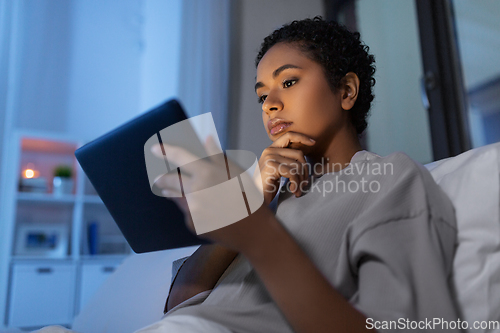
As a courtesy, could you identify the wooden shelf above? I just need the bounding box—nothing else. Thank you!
[16,192,76,204]
[16,192,105,205]
[11,257,73,263]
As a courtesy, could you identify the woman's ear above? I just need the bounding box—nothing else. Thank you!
[340,72,360,111]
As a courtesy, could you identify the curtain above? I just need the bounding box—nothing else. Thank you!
[177,0,231,149]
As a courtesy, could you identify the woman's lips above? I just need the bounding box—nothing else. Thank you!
[270,122,292,135]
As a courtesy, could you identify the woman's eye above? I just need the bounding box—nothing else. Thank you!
[283,79,297,88]
[258,95,267,104]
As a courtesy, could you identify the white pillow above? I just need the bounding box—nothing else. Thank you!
[425,142,500,331]
[72,246,199,333]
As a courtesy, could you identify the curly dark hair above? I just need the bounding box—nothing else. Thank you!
[255,17,376,135]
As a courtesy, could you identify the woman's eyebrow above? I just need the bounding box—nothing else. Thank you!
[255,64,302,92]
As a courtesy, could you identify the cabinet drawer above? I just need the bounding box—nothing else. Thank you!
[8,262,76,328]
[78,262,120,312]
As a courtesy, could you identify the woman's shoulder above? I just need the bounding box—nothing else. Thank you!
[353,150,423,170]
[350,150,456,230]
[353,150,438,187]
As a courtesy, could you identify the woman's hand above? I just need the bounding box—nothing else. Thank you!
[150,132,315,253]
[150,135,276,253]
[150,135,226,234]
[258,131,316,204]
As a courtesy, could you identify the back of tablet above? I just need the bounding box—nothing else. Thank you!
[75,99,211,253]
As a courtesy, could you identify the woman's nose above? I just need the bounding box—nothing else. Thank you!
[262,92,283,113]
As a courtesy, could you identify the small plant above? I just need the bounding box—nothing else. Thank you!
[54,165,73,178]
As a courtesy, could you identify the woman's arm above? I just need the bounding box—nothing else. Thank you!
[165,243,238,312]
[152,139,370,331]
[238,207,372,333]
[151,137,371,330]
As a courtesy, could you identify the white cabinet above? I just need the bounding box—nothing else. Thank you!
[1,131,131,329]
[8,262,76,328]
[78,262,119,312]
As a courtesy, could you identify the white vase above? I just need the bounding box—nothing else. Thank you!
[53,177,74,195]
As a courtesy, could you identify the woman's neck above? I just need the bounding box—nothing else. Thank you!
[305,127,362,177]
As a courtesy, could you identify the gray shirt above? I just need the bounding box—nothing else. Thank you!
[166,151,461,333]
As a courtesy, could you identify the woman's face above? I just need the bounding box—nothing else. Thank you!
[255,42,352,153]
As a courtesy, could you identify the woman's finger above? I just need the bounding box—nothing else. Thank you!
[151,143,208,175]
[262,147,308,185]
[203,135,230,169]
[261,154,308,197]
[162,188,183,198]
[271,161,306,197]
[262,146,307,165]
[263,152,309,187]
[154,172,184,192]
[270,131,316,149]
[204,135,223,156]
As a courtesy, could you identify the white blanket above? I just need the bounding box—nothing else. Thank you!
[33,314,232,333]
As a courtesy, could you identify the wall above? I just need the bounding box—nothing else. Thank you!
[0,0,182,328]
[139,0,182,113]
[177,0,231,148]
[66,0,182,142]
[13,0,71,132]
[65,0,142,141]
[1,0,182,142]
[0,0,12,173]
[356,0,433,164]
[227,0,325,156]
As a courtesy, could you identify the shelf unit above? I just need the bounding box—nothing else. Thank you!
[1,130,131,329]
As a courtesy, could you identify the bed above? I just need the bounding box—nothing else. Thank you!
[15,142,500,333]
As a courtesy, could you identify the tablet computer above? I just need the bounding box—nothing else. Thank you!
[75,99,211,253]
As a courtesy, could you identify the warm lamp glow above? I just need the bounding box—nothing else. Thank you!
[22,162,40,179]
[25,169,35,178]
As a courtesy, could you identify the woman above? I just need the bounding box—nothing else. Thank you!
[138,17,462,333]
[37,17,460,333]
